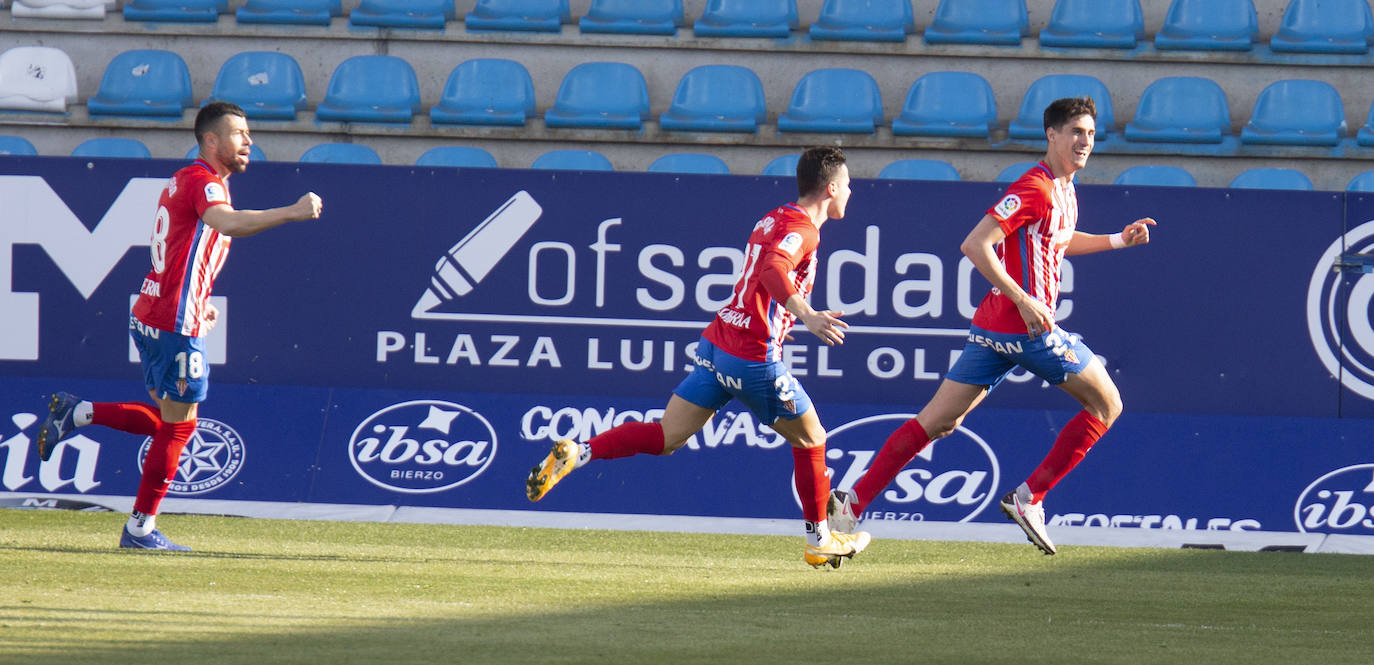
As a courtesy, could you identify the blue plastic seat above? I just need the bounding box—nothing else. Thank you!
[1039,0,1144,49]
[464,0,568,32]
[777,68,883,134]
[123,0,222,22]
[1113,165,1196,187]
[1359,101,1374,146]
[659,65,766,133]
[878,159,961,181]
[1348,170,1374,192]
[415,146,498,168]
[1007,74,1114,140]
[1270,0,1374,54]
[693,0,796,38]
[580,0,681,35]
[71,138,152,159]
[206,52,307,121]
[1229,168,1313,190]
[236,0,340,25]
[186,143,267,162]
[809,0,913,42]
[530,149,614,171]
[430,59,535,126]
[995,161,1039,182]
[647,153,730,174]
[299,143,382,164]
[86,49,193,119]
[924,0,1028,46]
[349,0,452,29]
[0,135,38,155]
[543,62,648,130]
[1154,0,1258,51]
[315,55,420,124]
[761,154,799,176]
[891,71,996,138]
[1240,79,1345,146]
[1124,77,1230,144]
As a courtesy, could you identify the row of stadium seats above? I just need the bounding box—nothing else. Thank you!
[10,133,1371,191]
[10,0,1374,54]
[7,46,1371,152]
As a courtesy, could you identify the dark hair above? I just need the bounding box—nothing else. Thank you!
[195,101,247,144]
[795,146,847,198]
[1042,96,1097,132]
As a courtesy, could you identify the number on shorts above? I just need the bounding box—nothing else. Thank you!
[774,373,797,401]
[175,351,204,379]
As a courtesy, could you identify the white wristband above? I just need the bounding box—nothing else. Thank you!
[1108,232,1126,249]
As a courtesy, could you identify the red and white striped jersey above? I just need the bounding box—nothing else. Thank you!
[972,162,1078,334]
[131,159,233,337]
[704,203,820,362]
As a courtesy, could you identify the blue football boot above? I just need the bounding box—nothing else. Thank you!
[36,392,82,461]
[120,526,192,552]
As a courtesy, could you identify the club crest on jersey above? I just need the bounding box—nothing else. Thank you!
[204,182,227,203]
[777,232,804,255]
[993,194,1022,220]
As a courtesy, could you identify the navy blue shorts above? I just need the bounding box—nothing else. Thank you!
[673,338,813,424]
[130,316,209,404]
[945,325,1095,390]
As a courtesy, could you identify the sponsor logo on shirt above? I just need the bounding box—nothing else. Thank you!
[993,194,1021,220]
[777,232,803,255]
[204,182,226,204]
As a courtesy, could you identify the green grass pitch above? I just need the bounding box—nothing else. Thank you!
[2,510,1372,664]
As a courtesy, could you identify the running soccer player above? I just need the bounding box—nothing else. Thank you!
[829,97,1155,555]
[525,146,871,569]
[35,101,323,551]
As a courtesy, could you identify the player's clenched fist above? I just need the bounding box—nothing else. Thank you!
[295,192,323,220]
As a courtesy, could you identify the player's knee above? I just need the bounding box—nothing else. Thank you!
[660,437,689,455]
[925,417,961,440]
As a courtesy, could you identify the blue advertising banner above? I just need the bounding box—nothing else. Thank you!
[2,156,1372,549]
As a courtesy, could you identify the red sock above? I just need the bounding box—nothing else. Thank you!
[91,402,162,437]
[132,420,197,516]
[1026,411,1109,503]
[791,445,829,523]
[588,422,665,460]
[852,418,931,514]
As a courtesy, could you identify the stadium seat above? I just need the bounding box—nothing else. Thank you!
[315,55,421,124]
[1113,165,1196,187]
[1154,0,1258,51]
[647,153,730,174]
[349,0,452,30]
[761,154,799,176]
[995,161,1039,182]
[693,0,797,38]
[1007,74,1114,140]
[924,0,1029,46]
[1124,77,1230,144]
[1347,170,1374,192]
[809,0,914,42]
[878,159,961,181]
[1039,0,1144,49]
[415,146,499,168]
[543,62,649,130]
[1359,102,1374,146]
[579,0,682,35]
[658,65,766,133]
[185,143,267,162]
[123,0,222,22]
[1269,0,1374,54]
[11,0,106,19]
[0,46,79,113]
[86,50,194,119]
[1240,79,1345,147]
[71,138,152,159]
[205,52,308,121]
[530,149,614,171]
[0,135,39,155]
[430,59,535,126]
[1229,168,1313,190]
[298,143,382,164]
[891,71,996,138]
[236,0,340,25]
[777,68,883,134]
[464,0,569,32]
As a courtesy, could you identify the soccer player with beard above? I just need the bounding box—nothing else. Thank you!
[35,101,323,551]
[830,97,1156,555]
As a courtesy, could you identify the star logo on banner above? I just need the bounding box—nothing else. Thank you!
[178,432,227,483]
[417,406,461,435]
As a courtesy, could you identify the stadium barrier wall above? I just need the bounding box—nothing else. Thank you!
[2,156,1373,553]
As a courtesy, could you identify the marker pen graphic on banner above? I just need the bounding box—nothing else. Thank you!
[412,190,542,317]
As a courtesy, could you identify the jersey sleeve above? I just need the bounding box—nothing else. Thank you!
[986,176,1050,237]
[755,220,818,304]
[185,170,232,218]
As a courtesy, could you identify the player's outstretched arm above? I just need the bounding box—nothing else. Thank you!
[202,192,323,238]
[1066,217,1156,256]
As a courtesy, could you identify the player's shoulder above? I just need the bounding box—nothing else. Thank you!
[990,164,1053,220]
[175,161,229,205]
